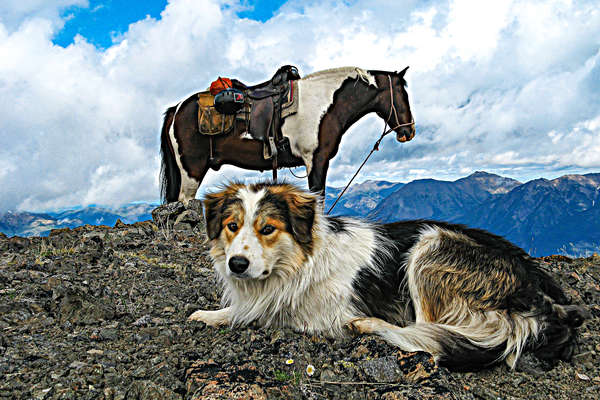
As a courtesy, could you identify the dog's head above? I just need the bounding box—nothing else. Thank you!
[203,182,317,281]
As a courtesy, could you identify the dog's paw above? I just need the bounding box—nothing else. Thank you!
[187,309,230,326]
[187,310,208,323]
[346,318,378,334]
[187,310,218,326]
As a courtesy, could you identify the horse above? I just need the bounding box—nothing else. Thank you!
[160,66,415,204]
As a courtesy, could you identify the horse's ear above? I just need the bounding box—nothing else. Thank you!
[203,184,242,240]
[399,66,409,76]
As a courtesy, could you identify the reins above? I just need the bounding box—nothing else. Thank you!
[326,75,414,215]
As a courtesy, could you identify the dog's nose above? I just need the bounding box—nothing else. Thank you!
[229,256,250,274]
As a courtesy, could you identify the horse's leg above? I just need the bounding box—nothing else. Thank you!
[179,157,209,205]
[179,175,200,205]
[308,154,329,196]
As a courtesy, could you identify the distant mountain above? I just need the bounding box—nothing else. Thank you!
[325,180,404,216]
[2,172,599,257]
[0,203,157,237]
[458,174,600,257]
[368,171,521,222]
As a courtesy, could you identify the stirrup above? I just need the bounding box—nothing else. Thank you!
[264,137,278,160]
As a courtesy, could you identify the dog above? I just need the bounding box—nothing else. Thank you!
[188,181,587,370]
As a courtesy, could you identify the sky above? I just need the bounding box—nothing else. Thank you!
[0,0,599,212]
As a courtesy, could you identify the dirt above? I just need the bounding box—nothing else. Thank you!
[0,203,598,399]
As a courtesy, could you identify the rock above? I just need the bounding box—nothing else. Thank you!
[126,380,180,400]
[361,356,403,383]
[572,351,595,364]
[57,291,115,325]
[152,202,185,228]
[48,229,76,248]
[186,199,204,214]
[133,315,152,326]
[69,361,88,369]
[174,210,201,231]
[8,236,30,250]
[99,328,119,341]
[31,388,53,400]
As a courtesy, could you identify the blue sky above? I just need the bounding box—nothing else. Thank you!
[54,1,168,48]
[53,0,287,48]
[0,0,599,212]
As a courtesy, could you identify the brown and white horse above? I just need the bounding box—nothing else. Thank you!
[160,66,415,203]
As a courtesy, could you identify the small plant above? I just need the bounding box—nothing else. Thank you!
[157,215,173,241]
[274,369,291,382]
[273,369,302,385]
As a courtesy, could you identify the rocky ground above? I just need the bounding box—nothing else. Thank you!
[0,201,599,399]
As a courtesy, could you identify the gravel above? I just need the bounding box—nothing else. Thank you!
[0,203,598,399]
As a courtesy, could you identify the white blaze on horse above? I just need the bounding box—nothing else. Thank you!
[159,66,415,204]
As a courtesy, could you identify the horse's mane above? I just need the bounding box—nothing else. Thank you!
[303,67,377,87]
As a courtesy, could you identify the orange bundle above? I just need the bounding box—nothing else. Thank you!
[209,77,233,95]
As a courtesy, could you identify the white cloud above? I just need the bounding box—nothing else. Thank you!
[0,0,87,32]
[0,0,599,211]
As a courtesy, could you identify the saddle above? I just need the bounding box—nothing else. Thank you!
[197,66,300,163]
[242,78,298,159]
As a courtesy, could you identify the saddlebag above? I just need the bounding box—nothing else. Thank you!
[214,88,245,115]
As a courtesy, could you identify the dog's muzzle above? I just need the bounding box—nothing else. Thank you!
[229,256,250,274]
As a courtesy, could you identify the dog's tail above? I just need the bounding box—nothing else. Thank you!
[371,309,535,371]
[369,301,588,371]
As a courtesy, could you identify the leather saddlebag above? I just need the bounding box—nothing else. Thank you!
[197,92,234,135]
[214,88,245,115]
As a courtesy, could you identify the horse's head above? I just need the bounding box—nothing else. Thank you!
[370,67,415,143]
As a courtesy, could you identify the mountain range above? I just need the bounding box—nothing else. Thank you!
[2,171,599,257]
[325,171,600,257]
[0,203,157,237]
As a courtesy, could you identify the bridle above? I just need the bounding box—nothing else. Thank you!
[382,74,414,137]
[326,73,415,214]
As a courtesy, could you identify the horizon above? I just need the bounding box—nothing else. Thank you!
[1,0,599,212]
[3,169,599,215]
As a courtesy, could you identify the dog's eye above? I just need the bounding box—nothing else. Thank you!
[259,225,275,235]
[227,222,238,232]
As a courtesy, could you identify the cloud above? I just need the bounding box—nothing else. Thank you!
[0,0,88,32]
[0,0,599,211]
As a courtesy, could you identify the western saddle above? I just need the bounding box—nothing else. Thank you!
[197,65,301,177]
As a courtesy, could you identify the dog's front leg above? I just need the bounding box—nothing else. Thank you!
[346,317,392,334]
[188,307,232,326]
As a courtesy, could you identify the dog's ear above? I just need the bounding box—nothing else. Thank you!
[203,192,226,240]
[203,184,242,240]
[284,188,316,250]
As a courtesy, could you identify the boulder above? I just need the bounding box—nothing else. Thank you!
[151,202,185,229]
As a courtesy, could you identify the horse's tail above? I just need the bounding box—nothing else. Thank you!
[160,105,181,203]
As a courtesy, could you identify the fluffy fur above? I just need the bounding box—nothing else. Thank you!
[188,182,588,371]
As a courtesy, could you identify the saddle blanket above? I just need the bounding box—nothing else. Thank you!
[281,80,299,118]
